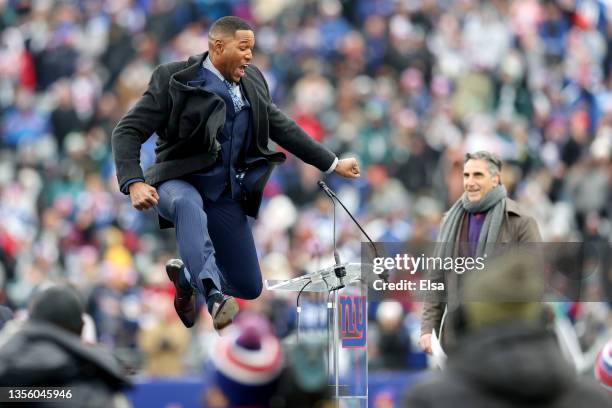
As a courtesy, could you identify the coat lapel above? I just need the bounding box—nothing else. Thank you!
[241,74,260,147]
[170,53,206,91]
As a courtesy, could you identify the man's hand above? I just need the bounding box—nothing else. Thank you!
[129,182,159,211]
[419,333,433,355]
[334,158,360,178]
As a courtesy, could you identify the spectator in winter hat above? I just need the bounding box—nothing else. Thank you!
[405,253,610,408]
[0,286,130,408]
[207,312,283,407]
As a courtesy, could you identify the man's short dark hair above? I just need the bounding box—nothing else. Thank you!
[464,151,502,176]
[209,16,253,39]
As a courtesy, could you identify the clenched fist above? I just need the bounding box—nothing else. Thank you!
[129,182,159,210]
[334,158,360,178]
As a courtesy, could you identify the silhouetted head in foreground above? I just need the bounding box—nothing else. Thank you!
[29,286,84,335]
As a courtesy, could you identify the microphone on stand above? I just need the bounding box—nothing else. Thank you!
[318,180,336,198]
[319,181,345,290]
[318,180,389,283]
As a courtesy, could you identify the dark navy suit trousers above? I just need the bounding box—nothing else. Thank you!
[155,179,262,300]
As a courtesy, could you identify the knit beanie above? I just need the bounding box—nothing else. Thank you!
[464,252,544,329]
[29,286,84,335]
[211,312,284,406]
[595,339,612,393]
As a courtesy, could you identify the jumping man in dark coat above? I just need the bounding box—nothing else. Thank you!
[112,16,359,331]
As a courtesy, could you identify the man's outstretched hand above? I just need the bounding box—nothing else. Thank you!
[334,158,360,178]
[129,182,159,210]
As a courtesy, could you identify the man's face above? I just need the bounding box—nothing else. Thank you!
[212,30,255,82]
[463,159,500,203]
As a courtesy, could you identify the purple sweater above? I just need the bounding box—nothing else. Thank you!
[467,212,487,256]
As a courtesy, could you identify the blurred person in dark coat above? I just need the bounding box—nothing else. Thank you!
[270,340,332,408]
[420,151,542,353]
[404,253,610,408]
[0,286,130,408]
[49,79,83,153]
[370,300,410,370]
[112,16,359,332]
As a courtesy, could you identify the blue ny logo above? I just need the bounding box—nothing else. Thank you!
[339,296,367,348]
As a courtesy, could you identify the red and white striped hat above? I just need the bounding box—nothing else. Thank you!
[211,312,284,406]
[595,339,612,393]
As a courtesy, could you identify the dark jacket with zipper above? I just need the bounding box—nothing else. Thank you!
[0,321,130,408]
[112,52,336,223]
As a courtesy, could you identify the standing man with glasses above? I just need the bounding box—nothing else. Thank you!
[112,16,360,332]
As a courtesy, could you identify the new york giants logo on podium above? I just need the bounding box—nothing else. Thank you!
[339,296,366,348]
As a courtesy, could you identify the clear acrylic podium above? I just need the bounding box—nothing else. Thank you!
[265,263,368,407]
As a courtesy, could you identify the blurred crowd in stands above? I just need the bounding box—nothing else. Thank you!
[0,0,610,385]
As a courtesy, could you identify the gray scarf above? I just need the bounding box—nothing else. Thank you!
[437,185,507,258]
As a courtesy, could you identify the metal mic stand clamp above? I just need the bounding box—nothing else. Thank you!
[333,264,346,291]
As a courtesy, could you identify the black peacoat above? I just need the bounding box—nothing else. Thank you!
[112,52,336,219]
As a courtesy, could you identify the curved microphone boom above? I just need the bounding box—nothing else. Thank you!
[317,180,389,283]
[317,180,336,198]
